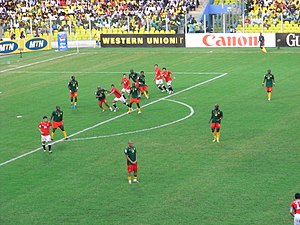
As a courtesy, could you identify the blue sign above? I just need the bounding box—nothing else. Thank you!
[58,32,68,51]
[25,38,48,50]
[0,41,19,53]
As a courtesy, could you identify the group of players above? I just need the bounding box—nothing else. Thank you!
[37,64,175,153]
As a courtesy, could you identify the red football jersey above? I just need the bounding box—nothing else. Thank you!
[291,199,300,214]
[38,121,52,136]
[162,70,172,82]
[154,68,162,80]
[122,77,130,89]
[111,87,122,98]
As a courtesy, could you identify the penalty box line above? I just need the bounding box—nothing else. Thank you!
[0,72,229,168]
[0,52,78,75]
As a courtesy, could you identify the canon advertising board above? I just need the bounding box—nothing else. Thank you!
[186,33,276,48]
[276,33,300,47]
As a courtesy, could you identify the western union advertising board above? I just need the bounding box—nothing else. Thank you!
[101,34,185,48]
[0,37,52,54]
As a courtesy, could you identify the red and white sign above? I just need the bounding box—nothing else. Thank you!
[186,33,276,48]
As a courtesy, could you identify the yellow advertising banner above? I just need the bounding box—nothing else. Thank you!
[0,37,52,55]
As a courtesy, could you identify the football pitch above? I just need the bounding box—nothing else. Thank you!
[0,47,299,225]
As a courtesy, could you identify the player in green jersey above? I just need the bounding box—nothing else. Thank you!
[68,75,79,109]
[128,69,139,84]
[124,140,138,184]
[208,104,223,143]
[262,69,275,101]
[95,86,113,112]
[138,71,149,99]
[127,83,141,114]
[50,106,68,140]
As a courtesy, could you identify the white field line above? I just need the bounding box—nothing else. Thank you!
[3,71,223,75]
[69,99,194,141]
[0,72,228,167]
[0,52,77,74]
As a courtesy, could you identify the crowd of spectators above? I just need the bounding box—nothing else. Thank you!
[244,0,300,27]
[0,0,199,37]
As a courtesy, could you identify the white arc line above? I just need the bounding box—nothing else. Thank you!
[69,99,194,141]
[0,72,228,167]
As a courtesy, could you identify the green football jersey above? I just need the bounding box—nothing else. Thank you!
[211,109,223,123]
[130,86,140,98]
[124,146,137,165]
[95,89,107,100]
[52,110,64,122]
[68,80,78,93]
[129,72,139,82]
[264,74,275,87]
[139,75,146,87]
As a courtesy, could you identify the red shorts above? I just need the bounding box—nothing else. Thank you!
[98,99,107,105]
[70,92,78,98]
[266,87,272,92]
[139,86,148,92]
[53,121,63,129]
[127,164,138,173]
[130,98,140,104]
[211,123,221,130]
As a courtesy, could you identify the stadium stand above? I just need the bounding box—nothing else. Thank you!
[236,0,300,33]
[0,0,199,40]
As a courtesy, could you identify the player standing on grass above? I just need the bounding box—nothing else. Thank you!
[50,106,68,140]
[154,64,167,92]
[110,84,129,112]
[161,67,175,94]
[38,116,52,153]
[138,71,149,99]
[121,74,131,97]
[127,83,142,114]
[68,75,79,108]
[208,104,223,143]
[262,69,275,101]
[290,193,300,225]
[124,140,138,184]
[95,86,113,112]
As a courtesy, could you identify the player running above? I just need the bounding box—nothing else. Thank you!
[120,73,131,96]
[154,64,167,92]
[138,71,149,99]
[124,140,139,184]
[95,86,113,112]
[127,83,142,114]
[50,106,68,140]
[290,193,300,225]
[68,75,79,108]
[262,69,275,101]
[161,67,175,94]
[38,116,52,153]
[208,104,223,143]
[110,84,129,112]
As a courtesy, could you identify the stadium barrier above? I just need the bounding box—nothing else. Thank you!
[100,34,185,48]
[276,33,300,47]
[0,37,52,55]
[185,33,276,48]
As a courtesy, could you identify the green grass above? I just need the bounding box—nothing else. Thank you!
[0,48,300,225]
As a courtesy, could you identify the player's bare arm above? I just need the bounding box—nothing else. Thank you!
[125,155,135,164]
[290,207,295,217]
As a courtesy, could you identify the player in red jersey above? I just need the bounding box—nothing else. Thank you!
[161,67,175,94]
[110,84,129,112]
[38,116,52,153]
[154,64,167,92]
[120,74,131,96]
[290,193,300,225]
